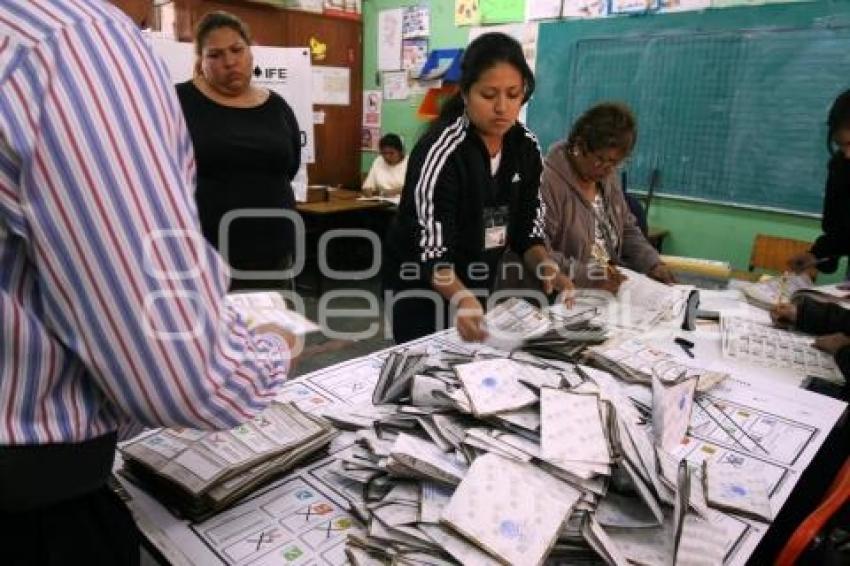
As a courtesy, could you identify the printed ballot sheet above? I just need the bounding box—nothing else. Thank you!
[540,388,611,465]
[455,359,538,416]
[703,460,772,522]
[226,292,320,335]
[652,374,697,451]
[721,315,842,383]
[441,453,580,566]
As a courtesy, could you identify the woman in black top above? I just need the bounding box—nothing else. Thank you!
[384,33,575,344]
[177,11,302,290]
[789,89,850,275]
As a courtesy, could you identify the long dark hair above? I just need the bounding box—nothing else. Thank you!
[827,89,850,157]
[425,32,535,137]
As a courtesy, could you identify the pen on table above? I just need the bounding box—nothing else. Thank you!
[674,337,695,358]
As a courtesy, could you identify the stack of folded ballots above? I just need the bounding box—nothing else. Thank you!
[742,273,812,310]
[324,343,747,565]
[554,268,693,333]
[119,402,336,521]
[483,297,607,361]
[587,336,728,392]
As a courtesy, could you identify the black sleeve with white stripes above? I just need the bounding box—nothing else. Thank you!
[509,128,547,257]
[412,116,468,276]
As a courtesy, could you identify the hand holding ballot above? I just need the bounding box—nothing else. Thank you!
[770,302,797,329]
[787,251,818,273]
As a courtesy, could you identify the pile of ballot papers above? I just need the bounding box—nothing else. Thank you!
[587,336,728,392]
[742,273,813,310]
[555,268,693,333]
[119,402,336,521]
[482,297,607,360]
[316,342,764,565]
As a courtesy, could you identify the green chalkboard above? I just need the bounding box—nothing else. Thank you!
[529,1,850,215]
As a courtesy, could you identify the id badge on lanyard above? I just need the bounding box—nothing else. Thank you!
[483,206,509,250]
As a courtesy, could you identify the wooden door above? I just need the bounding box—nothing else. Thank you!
[282,10,362,189]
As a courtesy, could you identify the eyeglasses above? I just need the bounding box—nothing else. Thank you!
[587,150,628,170]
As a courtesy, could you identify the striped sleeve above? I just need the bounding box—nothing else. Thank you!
[0,9,290,436]
[414,115,468,268]
[510,125,547,255]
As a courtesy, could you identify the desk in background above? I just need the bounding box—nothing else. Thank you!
[296,189,396,295]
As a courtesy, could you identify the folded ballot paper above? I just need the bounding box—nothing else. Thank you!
[742,272,813,310]
[554,268,692,332]
[702,460,772,522]
[652,373,697,452]
[441,453,581,566]
[119,402,335,521]
[226,291,320,335]
[482,297,607,358]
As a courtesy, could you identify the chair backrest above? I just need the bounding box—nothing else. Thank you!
[749,234,814,277]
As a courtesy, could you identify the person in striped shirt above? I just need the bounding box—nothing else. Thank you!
[0,1,296,562]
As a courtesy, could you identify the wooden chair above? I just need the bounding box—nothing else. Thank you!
[748,234,816,280]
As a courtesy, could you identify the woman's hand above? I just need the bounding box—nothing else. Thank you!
[813,333,850,355]
[648,263,677,284]
[769,303,797,329]
[455,294,487,342]
[591,267,627,295]
[538,261,576,308]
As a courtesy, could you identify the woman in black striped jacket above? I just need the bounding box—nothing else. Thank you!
[383,32,575,344]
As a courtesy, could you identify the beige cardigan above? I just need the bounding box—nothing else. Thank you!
[541,141,660,286]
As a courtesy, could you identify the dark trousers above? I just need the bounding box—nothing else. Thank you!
[3,486,140,566]
[0,433,139,565]
[389,292,451,344]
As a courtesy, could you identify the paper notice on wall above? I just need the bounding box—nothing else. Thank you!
[455,0,482,25]
[469,23,538,71]
[527,0,564,19]
[402,38,429,72]
[361,127,380,152]
[311,66,350,106]
[383,71,409,101]
[378,8,403,70]
[610,0,657,13]
[402,6,430,39]
[363,90,382,127]
[562,0,608,18]
[481,0,526,23]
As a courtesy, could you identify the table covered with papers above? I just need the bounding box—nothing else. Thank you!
[115,284,847,566]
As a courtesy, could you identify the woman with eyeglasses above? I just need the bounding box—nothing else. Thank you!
[787,89,850,276]
[541,102,674,293]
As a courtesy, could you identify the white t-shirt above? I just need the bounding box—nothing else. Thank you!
[363,154,408,195]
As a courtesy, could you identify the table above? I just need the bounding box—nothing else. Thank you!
[116,289,847,566]
[296,190,396,295]
[296,189,394,216]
